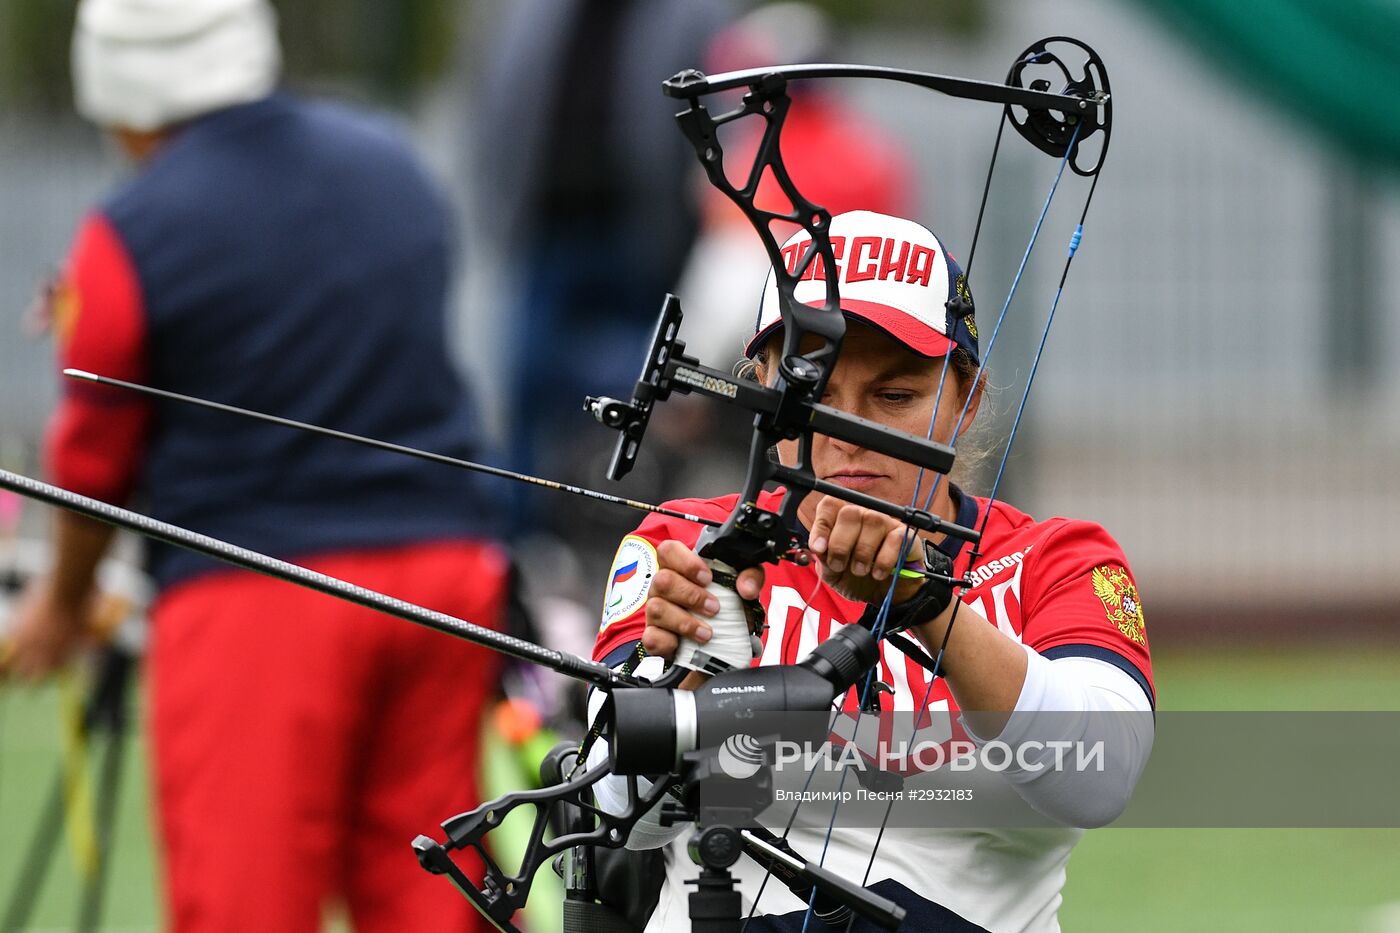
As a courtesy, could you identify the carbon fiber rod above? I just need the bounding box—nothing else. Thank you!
[0,468,631,691]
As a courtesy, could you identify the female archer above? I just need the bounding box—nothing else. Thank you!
[591,210,1155,932]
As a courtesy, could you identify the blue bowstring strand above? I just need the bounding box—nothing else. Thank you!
[880,120,1083,649]
[797,319,959,933]
[982,221,1082,511]
[907,350,956,520]
[798,124,1085,933]
[920,120,1084,518]
[903,121,1085,737]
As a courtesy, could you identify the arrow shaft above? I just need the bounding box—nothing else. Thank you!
[62,370,719,529]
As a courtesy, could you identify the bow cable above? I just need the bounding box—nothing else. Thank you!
[836,127,1095,933]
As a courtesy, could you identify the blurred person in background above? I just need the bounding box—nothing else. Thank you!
[662,0,920,526]
[470,0,733,549]
[6,1,506,930]
[677,1,917,365]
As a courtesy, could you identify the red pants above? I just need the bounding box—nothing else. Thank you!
[149,541,506,933]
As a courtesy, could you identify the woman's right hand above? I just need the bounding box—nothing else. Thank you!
[641,540,764,662]
[808,496,925,605]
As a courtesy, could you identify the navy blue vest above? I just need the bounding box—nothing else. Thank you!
[103,94,497,588]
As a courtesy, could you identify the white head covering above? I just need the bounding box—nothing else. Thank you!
[72,0,281,131]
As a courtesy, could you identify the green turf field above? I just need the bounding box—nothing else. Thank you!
[3,644,1398,931]
[1059,644,1400,933]
[0,674,160,931]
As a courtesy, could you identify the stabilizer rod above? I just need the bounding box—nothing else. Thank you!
[0,468,633,691]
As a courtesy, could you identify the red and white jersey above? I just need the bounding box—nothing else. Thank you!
[592,487,1154,932]
[594,487,1154,714]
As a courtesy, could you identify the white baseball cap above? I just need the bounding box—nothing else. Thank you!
[746,210,978,362]
[72,0,281,132]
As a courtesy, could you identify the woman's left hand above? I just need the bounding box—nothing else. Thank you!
[808,496,926,605]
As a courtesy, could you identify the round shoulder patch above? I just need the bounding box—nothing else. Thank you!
[601,536,658,630]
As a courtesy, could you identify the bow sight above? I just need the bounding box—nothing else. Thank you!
[0,34,1113,933]
[585,294,979,571]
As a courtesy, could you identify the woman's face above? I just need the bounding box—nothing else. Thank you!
[761,322,978,524]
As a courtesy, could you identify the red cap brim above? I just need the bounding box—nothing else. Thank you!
[744,298,957,359]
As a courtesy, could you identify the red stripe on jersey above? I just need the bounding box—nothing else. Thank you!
[44,213,151,503]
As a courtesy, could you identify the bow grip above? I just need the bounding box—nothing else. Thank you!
[672,559,763,678]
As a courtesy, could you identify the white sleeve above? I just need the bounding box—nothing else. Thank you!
[961,643,1154,828]
[587,656,691,851]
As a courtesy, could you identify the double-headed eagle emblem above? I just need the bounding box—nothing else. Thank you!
[1092,564,1146,645]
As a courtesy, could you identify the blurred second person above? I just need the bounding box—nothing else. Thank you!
[9,1,507,930]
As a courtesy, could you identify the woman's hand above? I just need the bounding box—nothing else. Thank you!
[641,540,764,662]
[809,496,925,605]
